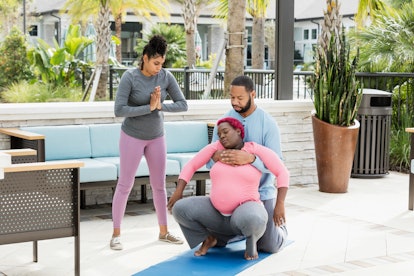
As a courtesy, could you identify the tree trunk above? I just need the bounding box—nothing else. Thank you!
[252,17,265,69]
[265,20,276,69]
[95,3,112,100]
[186,31,196,68]
[224,0,246,97]
[115,13,122,63]
[183,0,197,68]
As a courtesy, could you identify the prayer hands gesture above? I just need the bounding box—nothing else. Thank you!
[150,86,162,111]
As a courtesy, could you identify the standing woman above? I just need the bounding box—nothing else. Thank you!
[111,35,187,250]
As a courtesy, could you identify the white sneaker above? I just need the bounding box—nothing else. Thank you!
[110,236,123,250]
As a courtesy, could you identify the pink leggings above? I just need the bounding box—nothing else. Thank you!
[112,130,168,228]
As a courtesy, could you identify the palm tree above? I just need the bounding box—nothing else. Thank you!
[387,0,413,9]
[62,0,170,100]
[107,0,170,62]
[176,0,210,68]
[61,0,112,100]
[354,1,414,171]
[63,0,169,64]
[214,0,270,70]
[355,0,386,28]
[352,2,414,73]
[264,20,275,69]
[93,1,112,100]
[225,0,246,96]
[247,0,270,69]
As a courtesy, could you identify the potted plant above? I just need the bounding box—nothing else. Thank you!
[311,0,363,193]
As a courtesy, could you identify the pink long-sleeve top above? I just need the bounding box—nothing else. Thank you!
[179,141,289,215]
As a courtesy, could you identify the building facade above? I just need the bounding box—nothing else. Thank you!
[23,0,359,68]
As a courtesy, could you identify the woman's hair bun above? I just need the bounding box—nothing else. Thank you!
[148,35,167,56]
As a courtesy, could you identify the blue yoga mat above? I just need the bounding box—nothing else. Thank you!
[133,240,293,276]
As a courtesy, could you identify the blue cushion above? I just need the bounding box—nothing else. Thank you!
[96,157,181,177]
[165,122,209,153]
[71,158,117,183]
[89,123,121,158]
[167,153,209,171]
[21,125,92,161]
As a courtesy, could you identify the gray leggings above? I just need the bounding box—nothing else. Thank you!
[172,196,287,253]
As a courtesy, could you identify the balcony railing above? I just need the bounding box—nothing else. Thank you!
[108,67,288,100]
[106,68,414,113]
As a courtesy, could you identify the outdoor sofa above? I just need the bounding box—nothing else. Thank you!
[0,121,214,208]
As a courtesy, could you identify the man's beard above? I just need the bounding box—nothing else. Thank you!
[234,96,252,114]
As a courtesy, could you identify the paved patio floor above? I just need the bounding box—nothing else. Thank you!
[1,171,414,276]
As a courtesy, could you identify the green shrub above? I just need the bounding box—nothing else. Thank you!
[26,24,93,89]
[390,127,410,173]
[0,27,34,90]
[1,81,83,103]
[196,53,224,69]
[388,80,414,172]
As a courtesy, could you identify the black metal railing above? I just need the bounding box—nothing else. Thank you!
[105,68,414,107]
[107,67,280,100]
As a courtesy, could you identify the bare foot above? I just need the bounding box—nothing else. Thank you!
[244,251,258,261]
[194,236,217,256]
[245,236,258,260]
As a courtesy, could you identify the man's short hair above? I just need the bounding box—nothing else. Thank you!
[230,75,254,92]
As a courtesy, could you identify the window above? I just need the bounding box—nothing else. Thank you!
[311,29,317,40]
[246,28,252,67]
[304,29,309,40]
[29,25,38,36]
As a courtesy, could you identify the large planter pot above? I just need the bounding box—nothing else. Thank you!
[312,114,360,193]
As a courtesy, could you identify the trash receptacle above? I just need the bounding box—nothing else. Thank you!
[352,89,392,178]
